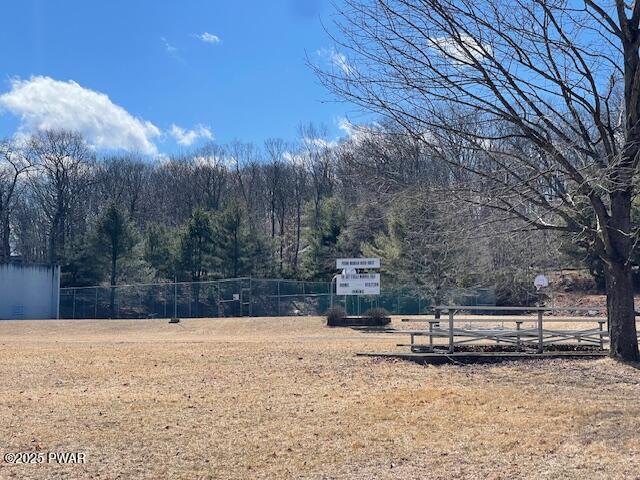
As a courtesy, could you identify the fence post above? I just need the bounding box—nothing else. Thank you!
[448,309,454,354]
[163,288,167,318]
[249,278,253,317]
[72,288,76,319]
[537,309,544,353]
[173,281,178,319]
[429,321,433,349]
[330,277,333,308]
[277,280,281,316]
[94,287,98,319]
[516,321,522,349]
[217,282,221,317]
[598,320,605,350]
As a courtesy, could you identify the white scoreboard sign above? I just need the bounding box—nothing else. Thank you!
[336,258,380,269]
[336,273,380,295]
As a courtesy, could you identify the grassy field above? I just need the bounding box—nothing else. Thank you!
[1,316,640,479]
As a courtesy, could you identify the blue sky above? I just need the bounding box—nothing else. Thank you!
[0,0,359,155]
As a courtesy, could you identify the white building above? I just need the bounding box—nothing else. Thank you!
[0,263,60,319]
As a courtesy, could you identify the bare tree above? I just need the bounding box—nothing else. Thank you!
[265,139,297,273]
[298,124,336,229]
[318,0,640,361]
[0,139,31,260]
[192,143,228,212]
[148,156,198,225]
[281,147,311,272]
[27,130,94,265]
[97,155,150,222]
[228,141,265,224]
[362,191,475,309]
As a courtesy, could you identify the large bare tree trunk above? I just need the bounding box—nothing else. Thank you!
[605,189,639,361]
[1,214,10,261]
[610,8,640,362]
[605,261,638,361]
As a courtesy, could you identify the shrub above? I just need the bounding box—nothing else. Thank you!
[326,306,347,326]
[363,308,390,320]
[493,272,537,306]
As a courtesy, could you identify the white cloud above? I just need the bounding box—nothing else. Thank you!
[193,155,220,167]
[0,76,161,154]
[170,124,214,146]
[303,136,338,150]
[332,52,351,75]
[431,35,491,64]
[337,117,366,144]
[161,37,178,55]
[337,117,380,145]
[193,154,236,169]
[194,32,221,44]
[317,48,353,75]
[337,117,357,138]
[283,151,306,166]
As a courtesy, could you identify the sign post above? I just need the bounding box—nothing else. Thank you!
[336,273,381,295]
[336,258,380,270]
[332,258,381,313]
[533,274,549,353]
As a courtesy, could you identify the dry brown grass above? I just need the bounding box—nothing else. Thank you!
[1,316,640,479]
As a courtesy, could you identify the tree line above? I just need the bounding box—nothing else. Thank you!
[1,124,592,308]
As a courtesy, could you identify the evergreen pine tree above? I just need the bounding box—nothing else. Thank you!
[301,196,346,281]
[61,235,106,287]
[216,201,253,278]
[179,208,215,283]
[178,208,216,316]
[95,202,137,317]
[144,223,178,281]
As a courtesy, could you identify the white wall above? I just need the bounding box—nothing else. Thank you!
[0,264,60,319]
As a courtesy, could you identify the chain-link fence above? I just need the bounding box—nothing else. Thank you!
[58,278,495,319]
